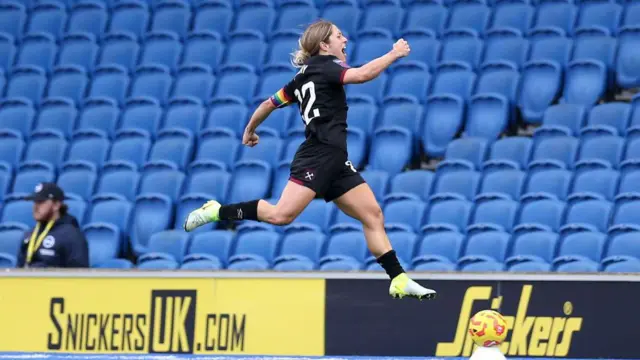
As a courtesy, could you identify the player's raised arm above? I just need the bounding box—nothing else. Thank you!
[342,39,411,84]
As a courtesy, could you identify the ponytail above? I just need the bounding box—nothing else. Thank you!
[291,47,310,68]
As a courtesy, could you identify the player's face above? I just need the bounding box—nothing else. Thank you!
[326,25,348,62]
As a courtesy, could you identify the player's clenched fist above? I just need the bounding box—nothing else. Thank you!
[392,39,410,58]
[242,129,259,147]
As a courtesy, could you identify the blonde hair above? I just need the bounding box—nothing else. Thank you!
[291,20,334,68]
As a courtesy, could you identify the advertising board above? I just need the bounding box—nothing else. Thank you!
[0,277,325,356]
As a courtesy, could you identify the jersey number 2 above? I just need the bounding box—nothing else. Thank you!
[294,81,320,124]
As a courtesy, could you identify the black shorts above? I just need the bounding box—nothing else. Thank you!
[289,140,365,202]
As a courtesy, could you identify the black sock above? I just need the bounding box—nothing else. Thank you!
[377,250,405,279]
[219,200,261,221]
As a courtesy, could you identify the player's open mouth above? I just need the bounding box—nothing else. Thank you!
[342,45,346,55]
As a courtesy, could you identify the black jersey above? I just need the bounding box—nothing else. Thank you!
[269,55,350,151]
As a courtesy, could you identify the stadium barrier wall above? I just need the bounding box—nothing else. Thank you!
[0,271,638,359]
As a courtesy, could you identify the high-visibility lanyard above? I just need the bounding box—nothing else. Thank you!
[26,220,55,265]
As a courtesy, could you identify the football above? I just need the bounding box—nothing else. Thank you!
[468,310,508,347]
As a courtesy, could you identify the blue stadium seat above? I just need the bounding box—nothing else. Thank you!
[34,98,77,139]
[387,170,434,202]
[367,127,413,176]
[205,97,248,137]
[57,162,97,201]
[193,129,241,171]
[254,64,295,105]
[562,199,612,233]
[576,135,623,169]
[84,223,121,267]
[0,137,20,191]
[477,169,525,201]
[534,104,587,138]
[77,98,119,138]
[432,167,480,201]
[430,63,476,101]
[351,29,394,67]
[570,169,619,202]
[439,29,483,70]
[366,231,416,270]
[25,130,68,169]
[274,0,318,33]
[458,231,510,267]
[533,0,576,35]
[319,232,368,269]
[468,198,518,233]
[232,0,275,35]
[403,0,446,37]
[360,170,390,202]
[182,230,234,268]
[422,94,464,158]
[561,60,606,107]
[184,164,230,202]
[239,136,283,167]
[518,61,562,124]
[346,70,387,102]
[400,29,440,69]
[346,95,377,136]
[108,130,151,170]
[383,199,426,233]
[321,0,360,39]
[47,66,89,105]
[214,64,258,103]
[602,257,640,273]
[138,230,190,266]
[522,168,572,201]
[98,32,140,72]
[490,1,534,34]
[139,165,185,201]
[465,94,510,141]
[506,231,558,269]
[225,30,266,69]
[616,27,640,89]
[610,193,640,227]
[163,97,205,136]
[422,198,472,234]
[150,0,191,39]
[443,137,489,170]
[483,137,533,171]
[6,66,47,106]
[12,162,55,195]
[66,130,110,170]
[182,31,223,70]
[377,95,423,135]
[137,259,179,269]
[0,32,16,70]
[553,230,605,271]
[474,63,520,105]
[571,28,617,82]
[228,160,272,203]
[16,33,56,71]
[172,65,215,103]
[27,1,67,40]
[446,1,489,34]
[285,199,334,234]
[192,0,233,39]
[529,136,579,169]
[89,65,130,105]
[108,0,150,39]
[274,231,325,269]
[528,28,573,68]
[1,194,34,228]
[0,99,35,140]
[88,194,134,235]
[129,64,173,106]
[412,231,463,269]
[130,194,173,256]
[139,31,182,72]
[147,129,194,170]
[576,0,621,35]
[0,1,26,39]
[360,0,404,36]
[583,102,631,137]
[119,97,162,138]
[267,30,302,65]
[481,29,529,70]
[386,62,430,103]
[0,223,28,267]
[229,230,280,268]
[68,2,107,38]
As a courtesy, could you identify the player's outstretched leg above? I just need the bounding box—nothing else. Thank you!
[333,183,436,301]
[184,181,315,231]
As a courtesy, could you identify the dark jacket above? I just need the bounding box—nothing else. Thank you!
[17,214,89,268]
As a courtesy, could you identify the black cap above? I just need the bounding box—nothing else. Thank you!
[25,182,65,202]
